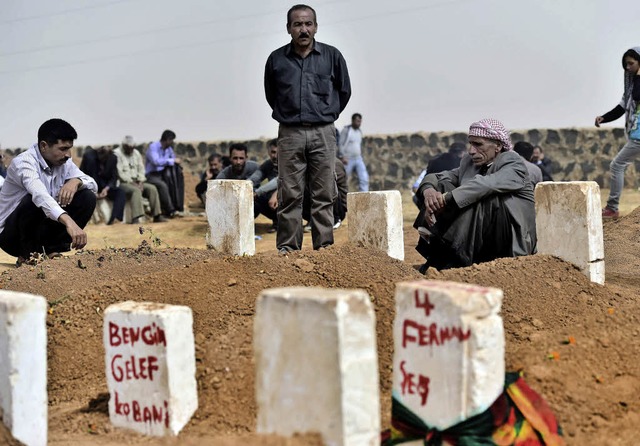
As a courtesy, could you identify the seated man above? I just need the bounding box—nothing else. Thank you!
[216,143,259,180]
[249,139,279,232]
[195,153,223,205]
[80,146,127,225]
[513,141,543,187]
[145,129,184,217]
[414,118,536,272]
[114,136,167,223]
[0,119,97,265]
[531,145,554,182]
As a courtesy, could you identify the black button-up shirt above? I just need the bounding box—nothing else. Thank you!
[264,40,351,125]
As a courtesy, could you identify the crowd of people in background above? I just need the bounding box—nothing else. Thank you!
[0,3,633,276]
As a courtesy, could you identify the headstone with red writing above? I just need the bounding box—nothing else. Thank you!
[347,191,404,260]
[393,280,504,430]
[0,291,47,446]
[103,301,197,436]
[206,179,255,255]
[254,287,380,446]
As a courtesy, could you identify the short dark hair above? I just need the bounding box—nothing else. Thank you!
[229,143,248,156]
[513,141,535,161]
[267,139,278,148]
[160,130,176,141]
[448,142,466,155]
[38,119,77,146]
[208,153,221,163]
[622,49,640,68]
[287,4,316,26]
[352,113,362,121]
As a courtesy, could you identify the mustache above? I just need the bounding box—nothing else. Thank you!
[299,33,309,38]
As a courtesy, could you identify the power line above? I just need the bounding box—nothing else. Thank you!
[0,0,345,57]
[0,0,140,26]
[0,0,474,75]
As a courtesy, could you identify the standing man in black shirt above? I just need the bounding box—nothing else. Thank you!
[264,4,351,252]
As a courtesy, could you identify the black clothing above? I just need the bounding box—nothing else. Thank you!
[79,149,119,192]
[255,160,278,184]
[254,194,278,224]
[601,76,640,123]
[601,105,625,123]
[264,41,351,125]
[536,159,554,182]
[195,168,219,202]
[147,166,185,216]
[80,149,126,224]
[427,152,463,175]
[0,189,96,258]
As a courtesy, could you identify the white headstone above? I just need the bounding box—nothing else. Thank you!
[535,181,605,284]
[0,291,47,446]
[206,179,255,255]
[393,280,504,430]
[104,301,197,436]
[347,191,404,260]
[255,287,380,446]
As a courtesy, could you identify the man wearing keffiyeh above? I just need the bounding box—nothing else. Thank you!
[414,118,536,272]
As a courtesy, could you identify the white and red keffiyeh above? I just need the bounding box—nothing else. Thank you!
[468,118,513,151]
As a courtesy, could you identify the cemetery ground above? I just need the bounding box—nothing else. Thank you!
[1,186,640,445]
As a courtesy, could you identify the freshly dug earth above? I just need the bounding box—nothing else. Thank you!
[0,211,639,445]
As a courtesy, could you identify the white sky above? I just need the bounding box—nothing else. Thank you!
[0,0,638,148]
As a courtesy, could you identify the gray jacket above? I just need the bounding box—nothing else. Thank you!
[419,150,536,257]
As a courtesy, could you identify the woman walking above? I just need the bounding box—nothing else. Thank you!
[596,47,640,218]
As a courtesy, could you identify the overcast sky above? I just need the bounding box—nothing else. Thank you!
[0,0,638,148]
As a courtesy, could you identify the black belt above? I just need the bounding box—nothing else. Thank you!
[282,122,330,127]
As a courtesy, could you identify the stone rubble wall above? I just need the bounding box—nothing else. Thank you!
[8,127,634,191]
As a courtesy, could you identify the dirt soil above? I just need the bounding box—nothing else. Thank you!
[0,207,639,445]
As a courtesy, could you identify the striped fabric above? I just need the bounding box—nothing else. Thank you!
[468,118,513,151]
[381,372,565,445]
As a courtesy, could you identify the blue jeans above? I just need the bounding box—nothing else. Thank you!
[345,156,369,191]
[606,138,640,211]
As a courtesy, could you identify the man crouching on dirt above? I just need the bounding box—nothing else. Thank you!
[414,118,536,273]
[0,118,97,266]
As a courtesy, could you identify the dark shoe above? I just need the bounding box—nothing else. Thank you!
[418,262,429,274]
[602,207,619,219]
[267,225,278,233]
[153,215,169,223]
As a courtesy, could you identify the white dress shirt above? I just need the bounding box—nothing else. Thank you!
[0,144,97,233]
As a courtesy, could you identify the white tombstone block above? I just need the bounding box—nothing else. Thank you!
[393,280,504,431]
[205,179,255,256]
[104,301,197,436]
[535,181,605,284]
[347,191,404,260]
[0,291,47,446]
[255,287,380,446]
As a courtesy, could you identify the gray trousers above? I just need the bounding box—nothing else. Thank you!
[119,182,162,218]
[277,123,337,251]
[606,138,640,211]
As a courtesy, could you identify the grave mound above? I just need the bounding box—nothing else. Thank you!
[0,242,638,445]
